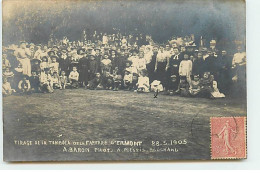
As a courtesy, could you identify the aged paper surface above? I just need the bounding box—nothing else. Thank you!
[2,0,246,161]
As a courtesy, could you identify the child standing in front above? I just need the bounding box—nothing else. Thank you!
[50,56,59,75]
[100,54,112,75]
[179,53,192,84]
[60,71,68,90]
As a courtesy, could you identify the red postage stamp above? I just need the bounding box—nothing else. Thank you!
[210,117,247,159]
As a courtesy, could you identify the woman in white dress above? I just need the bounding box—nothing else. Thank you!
[14,42,32,77]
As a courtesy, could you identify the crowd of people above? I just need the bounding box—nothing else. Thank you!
[2,30,246,98]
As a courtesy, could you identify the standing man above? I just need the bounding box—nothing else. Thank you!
[231,46,246,97]
[216,50,232,94]
[166,47,181,93]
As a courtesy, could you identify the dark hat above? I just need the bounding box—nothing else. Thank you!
[77,48,85,55]
[48,50,56,56]
[109,49,117,54]
[180,76,187,80]
[132,72,139,77]
[125,60,132,65]
[186,43,197,48]
[88,54,95,57]
[130,49,139,54]
[31,59,41,63]
[42,56,48,60]
[52,45,59,49]
[50,55,58,59]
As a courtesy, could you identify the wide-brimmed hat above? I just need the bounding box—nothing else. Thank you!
[186,43,196,48]
[48,50,56,56]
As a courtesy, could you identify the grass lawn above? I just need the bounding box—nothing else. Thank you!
[3,89,246,161]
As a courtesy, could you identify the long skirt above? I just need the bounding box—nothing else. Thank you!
[19,58,31,77]
[155,61,167,87]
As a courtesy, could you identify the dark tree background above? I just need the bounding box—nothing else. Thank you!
[3,0,245,48]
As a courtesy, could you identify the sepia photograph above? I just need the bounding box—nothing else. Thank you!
[2,0,246,161]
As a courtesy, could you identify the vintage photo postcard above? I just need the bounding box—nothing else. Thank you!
[2,0,246,161]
